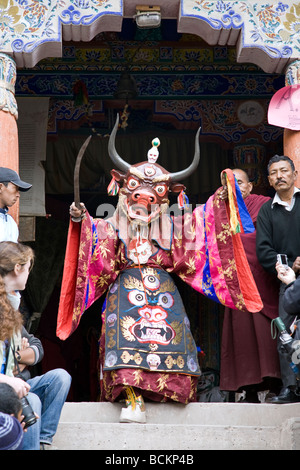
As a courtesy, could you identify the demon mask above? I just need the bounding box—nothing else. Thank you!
[107,115,200,228]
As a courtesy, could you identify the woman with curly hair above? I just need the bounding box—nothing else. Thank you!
[0,241,34,397]
[0,241,33,338]
[0,241,71,450]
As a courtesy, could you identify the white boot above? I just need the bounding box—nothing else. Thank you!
[119,387,146,423]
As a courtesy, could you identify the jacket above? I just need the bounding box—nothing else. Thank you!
[0,326,44,379]
[283,276,300,317]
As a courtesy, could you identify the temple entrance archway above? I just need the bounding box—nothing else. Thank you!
[1,0,298,400]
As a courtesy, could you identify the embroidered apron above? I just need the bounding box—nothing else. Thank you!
[104,266,201,376]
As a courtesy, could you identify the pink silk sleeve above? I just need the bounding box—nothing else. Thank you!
[170,183,263,314]
[57,213,120,340]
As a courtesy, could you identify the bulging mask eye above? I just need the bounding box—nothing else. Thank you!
[127,177,140,190]
[128,289,146,306]
[154,184,167,197]
[143,274,160,291]
[158,293,174,308]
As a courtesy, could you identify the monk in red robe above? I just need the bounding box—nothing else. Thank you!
[220,169,281,400]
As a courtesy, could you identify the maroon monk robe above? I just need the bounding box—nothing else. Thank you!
[220,193,281,392]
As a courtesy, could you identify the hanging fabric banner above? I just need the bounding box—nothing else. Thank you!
[268,84,300,130]
[17,97,49,217]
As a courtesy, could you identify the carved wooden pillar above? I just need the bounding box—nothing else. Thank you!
[0,53,19,222]
[283,60,300,188]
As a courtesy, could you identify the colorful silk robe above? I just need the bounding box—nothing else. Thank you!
[57,170,263,403]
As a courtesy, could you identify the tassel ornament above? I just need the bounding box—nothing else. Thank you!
[226,173,240,234]
[177,189,189,210]
[107,176,119,196]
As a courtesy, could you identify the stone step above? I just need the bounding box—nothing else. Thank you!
[52,402,300,450]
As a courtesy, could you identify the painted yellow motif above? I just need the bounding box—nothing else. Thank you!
[120,316,135,342]
[165,355,185,369]
[107,293,117,313]
[107,329,116,349]
[171,320,183,345]
[121,350,143,365]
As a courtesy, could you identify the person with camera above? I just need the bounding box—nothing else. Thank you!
[0,383,25,450]
[256,154,300,403]
[0,241,71,450]
[0,411,24,450]
[276,263,300,315]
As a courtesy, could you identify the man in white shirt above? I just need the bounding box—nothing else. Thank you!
[0,167,32,242]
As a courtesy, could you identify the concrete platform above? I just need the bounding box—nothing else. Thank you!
[52,402,300,450]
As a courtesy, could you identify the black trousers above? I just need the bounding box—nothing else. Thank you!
[278,282,297,388]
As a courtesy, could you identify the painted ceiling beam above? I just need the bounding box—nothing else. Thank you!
[0,1,298,73]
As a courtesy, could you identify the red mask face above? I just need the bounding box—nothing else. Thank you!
[111,162,185,225]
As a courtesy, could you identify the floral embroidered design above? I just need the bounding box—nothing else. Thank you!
[216,223,231,244]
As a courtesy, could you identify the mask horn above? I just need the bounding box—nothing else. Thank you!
[169,128,201,181]
[108,114,131,173]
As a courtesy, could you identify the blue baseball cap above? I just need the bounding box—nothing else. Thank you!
[0,167,32,191]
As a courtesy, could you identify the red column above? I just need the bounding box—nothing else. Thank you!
[284,130,300,187]
[284,61,300,188]
[0,54,19,223]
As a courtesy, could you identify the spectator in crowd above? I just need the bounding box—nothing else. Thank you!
[0,241,71,449]
[0,382,23,423]
[0,167,32,242]
[256,154,300,403]
[220,168,281,401]
[0,411,24,450]
[276,263,300,315]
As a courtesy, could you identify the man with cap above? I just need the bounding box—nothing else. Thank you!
[0,167,32,242]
